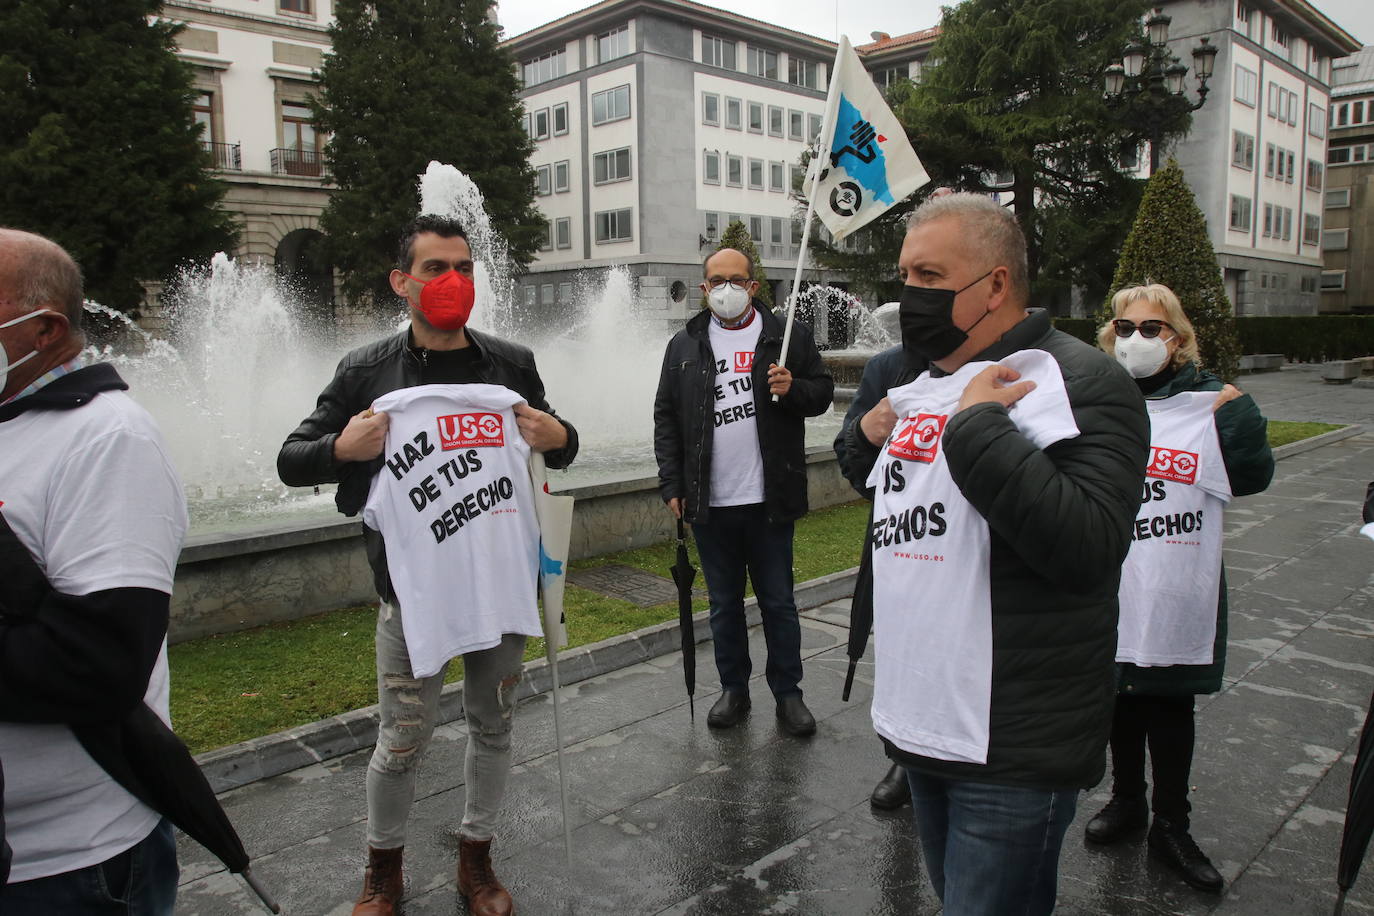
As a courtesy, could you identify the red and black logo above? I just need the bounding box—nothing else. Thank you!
[1146,446,1198,484]
[734,351,754,373]
[887,413,947,463]
[437,412,505,450]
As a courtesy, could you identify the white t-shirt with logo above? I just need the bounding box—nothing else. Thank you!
[363,384,542,678]
[866,349,1079,764]
[1117,390,1232,666]
[0,388,187,882]
[707,315,765,507]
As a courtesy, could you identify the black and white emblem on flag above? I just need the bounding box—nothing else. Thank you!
[830,181,862,217]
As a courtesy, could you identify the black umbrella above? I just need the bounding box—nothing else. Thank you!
[0,512,279,912]
[1335,689,1374,915]
[842,504,876,702]
[670,517,698,718]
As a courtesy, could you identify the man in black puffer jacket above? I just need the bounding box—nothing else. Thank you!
[840,194,1148,916]
[278,215,576,916]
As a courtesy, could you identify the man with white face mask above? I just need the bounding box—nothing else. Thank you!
[653,247,833,735]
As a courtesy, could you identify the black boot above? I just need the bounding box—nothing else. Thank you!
[1084,794,1148,844]
[707,690,750,729]
[1148,817,1223,892]
[775,695,816,737]
[870,764,910,810]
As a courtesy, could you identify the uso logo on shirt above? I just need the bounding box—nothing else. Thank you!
[734,351,754,373]
[887,413,947,463]
[437,412,505,450]
[1147,446,1198,485]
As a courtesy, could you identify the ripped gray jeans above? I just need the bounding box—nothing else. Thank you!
[367,602,526,848]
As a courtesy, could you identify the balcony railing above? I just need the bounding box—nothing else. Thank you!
[203,140,242,171]
[270,147,324,177]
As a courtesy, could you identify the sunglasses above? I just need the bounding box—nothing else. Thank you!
[1112,319,1174,339]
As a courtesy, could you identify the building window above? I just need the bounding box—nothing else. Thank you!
[1323,228,1349,251]
[727,154,743,187]
[873,66,907,90]
[523,49,567,87]
[1231,130,1254,170]
[279,0,311,13]
[591,85,630,125]
[594,208,633,243]
[523,286,537,307]
[1321,270,1346,291]
[1228,194,1252,231]
[725,97,742,130]
[808,113,823,141]
[702,34,736,70]
[769,160,785,192]
[532,108,550,140]
[1271,21,1289,49]
[1336,102,1349,127]
[534,164,552,196]
[598,25,630,63]
[789,57,818,89]
[193,91,216,143]
[1301,275,1318,292]
[788,109,804,140]
[704,150,720,184]
[790,163,805,192]
[553,103,569,136]
[791,218,803,245]
[276,100,322,175]
[555,217,571,249]
[703,92,720,126]
[1262,202,1274,237]
[1234,65,1257,107]
[592,147,631,184]
[1306,159,1323,191]
[1309,104,1326,138]
[1284,149,1295,184]
[750,215,763,240]
[539,222,553,251]
[1356,101,1369,125]
[748,101,763,133]
[554,160,570,192]
[771,217,783,244]
[1329,145,1352,165]
[541,284,555,305]
[705,212,719,240]
[1327,188,1351,208]
[767,105,784,137]
[1236,1,1250,23]
[1303,213,1320,246]
[748,158,764,189]
[1264,142,1275,178]
[1281,206,1292,241]
[747,46,778,80]
[558,282,573,301]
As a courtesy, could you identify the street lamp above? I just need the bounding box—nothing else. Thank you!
[1103,8,1216,173]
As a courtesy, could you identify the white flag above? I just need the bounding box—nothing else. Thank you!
[812,36,929,240]
[529,452,573,649]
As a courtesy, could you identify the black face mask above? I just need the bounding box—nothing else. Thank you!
[898,270,994,363]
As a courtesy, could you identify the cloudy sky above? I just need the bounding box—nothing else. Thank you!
[497,0,1372,51]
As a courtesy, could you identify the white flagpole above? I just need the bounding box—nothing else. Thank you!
[775,39,847,401]
[546,648,574,864]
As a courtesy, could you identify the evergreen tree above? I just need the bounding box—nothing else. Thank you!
[814,0,1196,307]
[315,0,543,306]
[0,0,236,312]
[1105,159,1239,379]
[715,219,774,307]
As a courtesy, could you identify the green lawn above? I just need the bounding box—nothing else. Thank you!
[169,419,1340,755]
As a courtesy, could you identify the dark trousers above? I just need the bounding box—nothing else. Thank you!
[0,818,178,915]
[692,503,803,699]
[1108,693,1196,825]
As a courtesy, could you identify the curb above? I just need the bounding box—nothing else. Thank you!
[1271,423,1364,461]
[196,566,860,793]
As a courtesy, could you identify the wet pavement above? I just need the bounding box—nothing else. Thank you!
[176,367,1374,915]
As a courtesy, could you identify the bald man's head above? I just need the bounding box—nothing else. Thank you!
[0,228,85,330]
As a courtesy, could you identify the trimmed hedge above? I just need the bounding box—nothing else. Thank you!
[1235,317,1374,363]
[1053,317,1097,345]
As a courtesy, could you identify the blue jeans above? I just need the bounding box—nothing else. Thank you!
[906,770,1077,916]
[0,818,178,915]
[692,503,803,699]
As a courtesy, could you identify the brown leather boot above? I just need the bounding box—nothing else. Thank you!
[457,836,514,916]
[353,845,403,916]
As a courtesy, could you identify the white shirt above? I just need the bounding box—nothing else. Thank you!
[363,384,542,678]
[707,314,765,507]
[0,387,187,882]
[866,349,1079,764]
[1116,390,1232,666]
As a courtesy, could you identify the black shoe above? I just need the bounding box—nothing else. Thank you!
[775,695,816,737]
[1148,818,1223,892]
[870,763,910,810]
[1084,794,1148,844]
[707,691,750,729]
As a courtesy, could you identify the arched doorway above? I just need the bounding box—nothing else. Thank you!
[274,228,333,325]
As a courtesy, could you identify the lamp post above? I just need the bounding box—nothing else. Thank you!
[1104,8,1218,173]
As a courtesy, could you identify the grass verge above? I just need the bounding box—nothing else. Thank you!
[1267,420,1343,448]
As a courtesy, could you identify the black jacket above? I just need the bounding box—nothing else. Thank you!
[277,328,578,599]
[653,304,834,524]
[835,310,1150,789]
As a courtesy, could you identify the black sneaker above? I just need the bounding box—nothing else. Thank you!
[1148,817,1224,892]
[1084,794,1148,844]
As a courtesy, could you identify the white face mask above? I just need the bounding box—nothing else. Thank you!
[705,284,751,322]
[0,309,54,391]
[1113,330,1173,378]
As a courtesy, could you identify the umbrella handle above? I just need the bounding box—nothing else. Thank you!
[676,516,686,543]
[842,660,857,702]
[240,866,282,914]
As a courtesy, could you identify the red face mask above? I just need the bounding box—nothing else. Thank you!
[405,269,475,331]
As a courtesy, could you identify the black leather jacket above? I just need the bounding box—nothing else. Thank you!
[652,304,833,525]
[277,327,578,599]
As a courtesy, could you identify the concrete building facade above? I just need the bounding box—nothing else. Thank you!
[1322,44,1374,312]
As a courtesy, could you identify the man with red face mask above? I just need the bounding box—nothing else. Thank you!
[278,214,577,916]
